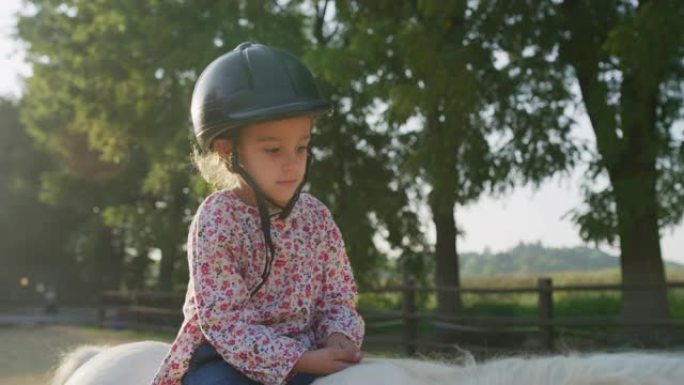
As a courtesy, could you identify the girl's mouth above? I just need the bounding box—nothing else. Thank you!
[276,179,298,186]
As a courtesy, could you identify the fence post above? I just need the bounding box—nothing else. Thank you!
[402,277,417,356]
[538,277,554,351]
[130,291,139,325]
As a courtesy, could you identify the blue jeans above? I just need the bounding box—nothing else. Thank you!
[182,343,319,385]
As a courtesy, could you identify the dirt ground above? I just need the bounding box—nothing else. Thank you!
[0,325,173,385]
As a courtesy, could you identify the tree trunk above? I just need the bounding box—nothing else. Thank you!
[612,69,670,337]
[612,168,668,319]
[429,187,461,315]
[98,224,123,291]
[158,187,190,291]
[560,1,670,343]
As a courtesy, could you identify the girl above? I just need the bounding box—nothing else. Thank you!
[150,42,365,385]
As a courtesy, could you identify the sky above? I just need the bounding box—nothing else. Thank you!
[1,1,683,263]
[0,0,29,100]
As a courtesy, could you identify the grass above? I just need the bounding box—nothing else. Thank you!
[0,324,175,385]
[359,268,684,317]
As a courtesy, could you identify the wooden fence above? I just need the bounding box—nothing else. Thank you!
[98,278,684,355]
[97,290,184,331]
[363,278,684,355]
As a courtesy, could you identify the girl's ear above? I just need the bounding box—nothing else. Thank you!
[212,138,233,160]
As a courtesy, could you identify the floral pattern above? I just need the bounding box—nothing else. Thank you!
[150,190,364,385]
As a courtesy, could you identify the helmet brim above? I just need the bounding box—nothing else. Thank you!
[197,100,331,150]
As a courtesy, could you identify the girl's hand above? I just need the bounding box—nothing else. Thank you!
[293,346,362,375]
[324,333,362,359]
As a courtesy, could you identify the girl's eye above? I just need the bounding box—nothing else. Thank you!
[265,148,280,153]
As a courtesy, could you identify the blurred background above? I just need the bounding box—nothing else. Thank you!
[1,1,684,383]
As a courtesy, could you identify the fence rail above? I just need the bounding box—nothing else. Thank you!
[97,278,684,355]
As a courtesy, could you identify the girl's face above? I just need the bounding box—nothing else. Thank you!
[218,116,312,207]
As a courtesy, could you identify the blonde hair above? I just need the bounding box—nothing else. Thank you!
[192,148,240,190]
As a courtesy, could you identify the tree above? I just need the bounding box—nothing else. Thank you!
[303,0,427,288]
[485,0,684,337]
[325,0,580,316]
[16,0,419,292]
[19,1,199,291]
[0,97,87,303]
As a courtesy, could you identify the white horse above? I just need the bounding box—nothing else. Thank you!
[52,340,684,385]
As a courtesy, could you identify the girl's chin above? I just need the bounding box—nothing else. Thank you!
[273,195,295,207]
[272,186,300,204]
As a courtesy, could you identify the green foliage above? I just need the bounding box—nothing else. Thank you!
[11,0,684,308]
[479,0,684,325]
[461,297,537,318]
[16,0,310,291]
[357,293,401,311]
[669,290,684,319]
[14,0,425,293]
[0,98,88,299]
[486,0,684,245]
[554,294,621,318]
[318,1,585,312]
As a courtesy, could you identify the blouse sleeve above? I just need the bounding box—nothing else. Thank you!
[312,208,365,348]
[189,196,307,385]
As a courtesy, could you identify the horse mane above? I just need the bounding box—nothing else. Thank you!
[51,345,107,385]
[315,351,684,385]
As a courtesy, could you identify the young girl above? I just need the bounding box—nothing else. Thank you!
[150,42,364,385]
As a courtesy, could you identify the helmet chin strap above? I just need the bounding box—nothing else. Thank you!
[229,142,312,297]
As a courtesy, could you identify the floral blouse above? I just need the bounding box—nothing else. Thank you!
[150,190,364,385]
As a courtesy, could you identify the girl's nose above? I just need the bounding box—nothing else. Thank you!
[282,150,299,169]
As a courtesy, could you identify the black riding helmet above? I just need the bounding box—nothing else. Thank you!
[191,42,330,296]
[191,42,330,151]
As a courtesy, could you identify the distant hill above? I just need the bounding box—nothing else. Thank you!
[460,242,684,277]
